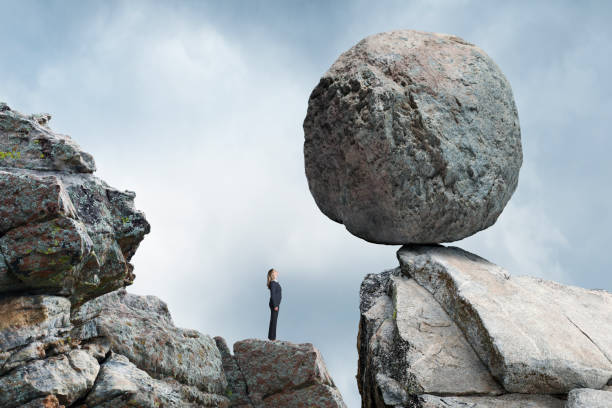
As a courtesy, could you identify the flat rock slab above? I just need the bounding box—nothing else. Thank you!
[71,288,227,396]
[391,274,503,395]
[566,388,612,408]
[357,269,502,407]
[419,393,564,408]
[304,30,522,244]
[398,245,612,394]
[232,339,346,407]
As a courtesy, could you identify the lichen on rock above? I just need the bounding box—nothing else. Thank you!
[0,103,150,305]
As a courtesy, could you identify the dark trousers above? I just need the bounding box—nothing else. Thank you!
[268,305,278,340]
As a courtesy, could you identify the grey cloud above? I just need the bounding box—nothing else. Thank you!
[1,1,610,404]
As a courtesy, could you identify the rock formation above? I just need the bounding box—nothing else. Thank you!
[0,103,346,407]
[0,102,150,306]
[302,28,611,407]
[215,337,347,408]
[357,245,612,407]
[303,30,522,244]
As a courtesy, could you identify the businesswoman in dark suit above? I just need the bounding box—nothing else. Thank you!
[267,268,282,340]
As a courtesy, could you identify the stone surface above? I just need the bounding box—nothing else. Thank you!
[227,338,346,407]
[214,336,252,407]
[0,349,99,407]
[398,244,612,394]
[0,103,150,305]
[0,217,94,294]
[304,29,522,244]
[233,339,335,401]
[0,103,237,407]
[0,102,95,173]
[357,269,502,407]
[418,394,564,408]
[83,352,228,408]
[262,383,346,408]
[566,388,612,408]
[20,395,64,408]
[72,288,227,395]
[0,295,72,375]
[0,171,76,235]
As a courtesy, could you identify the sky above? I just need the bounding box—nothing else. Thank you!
[1,1,611,406]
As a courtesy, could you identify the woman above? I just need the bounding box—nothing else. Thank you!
[267,268,282,341]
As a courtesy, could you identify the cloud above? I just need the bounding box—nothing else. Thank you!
[1,1,611,404]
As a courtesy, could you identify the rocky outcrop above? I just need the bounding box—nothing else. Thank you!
[0,102,347,407]
[83,353,225,408]
[71,289,226,396]
[0,287,230,407]
[398,245,612,394]
[0,103,230,407]
[216,337,347,408]
[303,29,522,244]
[358,245,612,407]
[0,349,99,407]
[0,103,150,306]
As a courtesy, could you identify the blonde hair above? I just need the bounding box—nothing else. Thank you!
[266,268,276,289]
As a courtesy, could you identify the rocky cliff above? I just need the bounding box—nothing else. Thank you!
[0,103,346,407]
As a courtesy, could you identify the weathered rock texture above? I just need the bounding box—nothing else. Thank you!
[0,102,346,407]
[216,337,347,408]
[304,29,522,244]
[399,245,612,394]
[0,288,230,407]
[214,337,252,407]
[358,245,612,407]
[565,388,612,408]
[0,103,150,305]
[0,103,231,407]
[72,288,227,396]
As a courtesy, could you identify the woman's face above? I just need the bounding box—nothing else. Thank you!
[273,270,279,280]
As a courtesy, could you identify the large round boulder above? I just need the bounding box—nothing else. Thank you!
[303,30,522,244]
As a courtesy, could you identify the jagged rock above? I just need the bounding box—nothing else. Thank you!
[398,245,612,394]
[0,103,150,305]
[0,349,99,408]
[303,29,522,244]
[566,388,612,408]
[214,336,252,407]
[218,338,346,407]
[357,269,502,407]
[0,295,72,374]
[0,171,76,235]
[71,288,227,395]
[0,102,94,173]
[82,352,229,408]
[418,394,564,407]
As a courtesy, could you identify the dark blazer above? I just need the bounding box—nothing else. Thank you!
[269,281,282,308]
